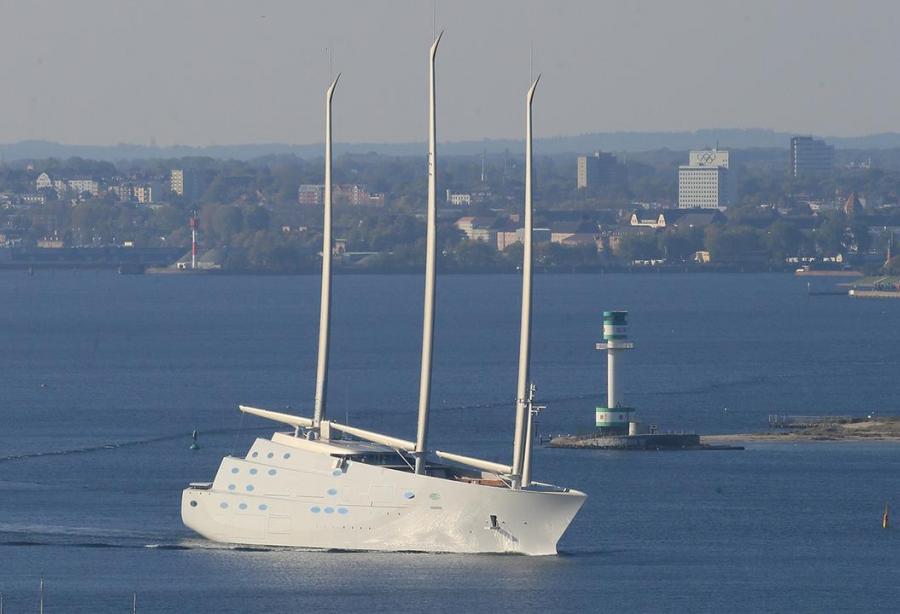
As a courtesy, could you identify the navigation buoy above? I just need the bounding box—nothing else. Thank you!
[883,503,890,529]
[189,430,200,451]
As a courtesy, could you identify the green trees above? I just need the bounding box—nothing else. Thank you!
[703,225,765,263]
[617,233,662,262]
[814,214,847,256]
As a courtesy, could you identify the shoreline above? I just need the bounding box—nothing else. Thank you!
[703,433,900,443]
[702,417,900,443]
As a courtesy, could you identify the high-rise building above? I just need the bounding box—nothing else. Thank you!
[133,185,153,204]
[170,169,184,196]
[577,151,624,190]
[790,136,834,178]
[677,149,736,209]
[169,169,214,200]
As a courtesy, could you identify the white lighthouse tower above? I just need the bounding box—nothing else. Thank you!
[595,310,635,434]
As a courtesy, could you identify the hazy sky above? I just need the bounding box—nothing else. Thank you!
[1,0,898,146]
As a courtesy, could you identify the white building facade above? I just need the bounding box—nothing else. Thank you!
[677,149,736,209]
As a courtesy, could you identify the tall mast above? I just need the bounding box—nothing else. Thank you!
[511,75,540,490]
[414,31,443,474]
[313,74,340,429]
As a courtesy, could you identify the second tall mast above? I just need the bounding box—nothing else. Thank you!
[414,32,443,474]
[313,74,341,429]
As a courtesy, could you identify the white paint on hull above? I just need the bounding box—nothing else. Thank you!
[182,437,585,555]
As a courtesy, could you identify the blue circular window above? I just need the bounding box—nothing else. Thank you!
[230,467,239,474]
[246,484,254,492]
[238,503,248,510]
[324,507,334,514]
[251,451,258,458]
[189,500,198,508]
[268,469,277,476]
[283,453,291,460]
[227,484,236,491]
[327,488,338,496]
[249,468,258,475]
[267,452,274,459]
[258,504,268,511]
[310,506,321,514]
[219,502,228,509]
[338,507,348,515]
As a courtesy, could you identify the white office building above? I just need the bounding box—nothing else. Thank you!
[677,149,736,209]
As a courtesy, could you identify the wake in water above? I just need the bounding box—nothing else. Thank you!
[0,425,271,464]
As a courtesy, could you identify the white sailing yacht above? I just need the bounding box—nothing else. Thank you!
[181,36,586,555]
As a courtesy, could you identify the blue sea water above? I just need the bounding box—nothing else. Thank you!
[1,271,899,613]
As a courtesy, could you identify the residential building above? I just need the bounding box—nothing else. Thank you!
[446,189,472,206]
[677,149,736,209]
[298,185,325,205]
[790,136,834,178]
[170,169,184,196]
[67,179,99,197]
[35,172,52,190]
[109,185,132,201]
[630,211,666,228]
[549,220,598,244]
[577,151,624,190]
[133,185,153,204]
[21,193,46,206]
[169,169,214,200]
[496,226,520,250]
[454,216,497,243]
[298,184,384,207]
[630,208,725,229]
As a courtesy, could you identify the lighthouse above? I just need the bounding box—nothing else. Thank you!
[595,310,635,434]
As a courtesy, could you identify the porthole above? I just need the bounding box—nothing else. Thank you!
[189,500,198,508]
[249,468,258,475]
[230,467,239,474]
[310,506,321,514]
[246,484,255,492]
[220,502,229,509]
[327,488,338,496]
[283,453,291,460]
[238,503,248,510]
[228,484,236,491]
[266,452,274,459]
[324,507,334,514]
[268,469,277,476]
[251,451,258,458]
[259,504,269,511]
[338,507,348,515]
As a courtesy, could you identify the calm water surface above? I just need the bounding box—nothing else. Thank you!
[1,271,898,612]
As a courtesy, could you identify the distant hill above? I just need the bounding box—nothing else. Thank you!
[3,130,900,161]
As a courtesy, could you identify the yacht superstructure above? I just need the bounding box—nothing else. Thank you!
[181,37,586,555]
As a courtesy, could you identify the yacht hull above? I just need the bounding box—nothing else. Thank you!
[182,437,585,555]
